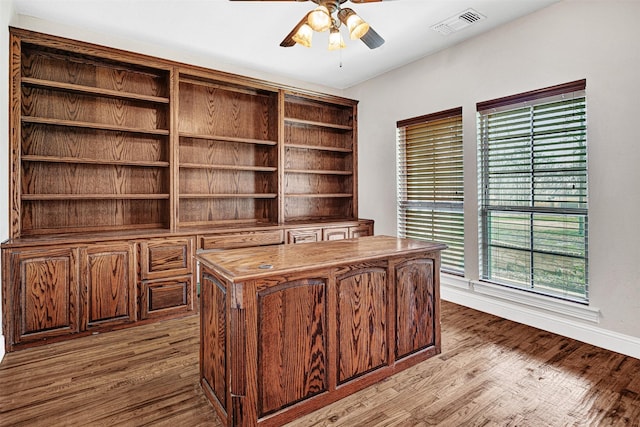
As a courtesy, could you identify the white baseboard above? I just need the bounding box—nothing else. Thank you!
[441,275,640,360]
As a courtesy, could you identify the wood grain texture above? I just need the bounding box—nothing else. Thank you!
[200,272,228,412]
[336,266,388,384]
[178,80,276,141]
[13,248,79,343]
[140,237,193,280]
[395,258,435,359]
[257,279,328,416]
[2,302,639,426]
[21,43,169,97]
[80,243,135,328]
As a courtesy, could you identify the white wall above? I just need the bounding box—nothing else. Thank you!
[348,0,640,357]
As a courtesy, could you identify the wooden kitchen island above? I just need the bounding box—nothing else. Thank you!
[196,235,447,426]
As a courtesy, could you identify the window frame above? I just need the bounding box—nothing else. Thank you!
[477,79,588,303]
[396,107,464,274]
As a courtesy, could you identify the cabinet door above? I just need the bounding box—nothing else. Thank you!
[8,247,79,346]
[349,224,372,238]
[323,227,349,241]
[257,279,327,416]
[286,228,322,244]
[336,266,388,384]
[80,243,136,329]
[395,258,435,358]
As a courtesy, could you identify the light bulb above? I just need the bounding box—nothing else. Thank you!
[328,27,346,50]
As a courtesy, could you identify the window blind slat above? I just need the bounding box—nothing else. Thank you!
[397,108,464,273]
[478,84,588,302]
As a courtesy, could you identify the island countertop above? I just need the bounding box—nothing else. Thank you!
[195,235,447,282]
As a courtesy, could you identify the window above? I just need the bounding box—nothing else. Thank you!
[397,107,464,273]
[477,80,588,302]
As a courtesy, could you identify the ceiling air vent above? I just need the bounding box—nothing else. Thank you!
[431,8,486,35]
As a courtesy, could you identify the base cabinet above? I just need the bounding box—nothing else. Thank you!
[81,243,136,329]
[197,236,443,427]
[6,247,79,346]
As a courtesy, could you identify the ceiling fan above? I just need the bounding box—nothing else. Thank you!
[230,0,386,50]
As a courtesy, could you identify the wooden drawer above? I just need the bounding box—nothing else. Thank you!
[140,237,194,281]
[140,276,193,320]
[199,230,284,250]
[349,224,373,238]
[323,227,349,241]
[287,228,322,244]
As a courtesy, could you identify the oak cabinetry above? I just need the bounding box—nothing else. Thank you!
[5,246,79,346]
[16,39,171,237]
[177,74,279,228]
[283,93,357,223]
[349,222,373,238]
[198,229,284,250]
[197,236,445,426]
[139,237,194,319]
[323,226,350,241]
[3,28,371,351]
[286,227,322,244]
[80,243,136,329]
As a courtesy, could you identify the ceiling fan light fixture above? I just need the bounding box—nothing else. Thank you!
[292,23,313,47]
[328,26,346,50]
[338,8,370,40]
[308,5,331,32]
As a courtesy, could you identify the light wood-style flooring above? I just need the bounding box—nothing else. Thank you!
[1,301,639,426]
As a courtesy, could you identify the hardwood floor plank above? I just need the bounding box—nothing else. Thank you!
[1,301,639,426]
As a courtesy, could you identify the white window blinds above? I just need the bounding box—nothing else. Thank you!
[477,79,588,302]
[397,107,464,273]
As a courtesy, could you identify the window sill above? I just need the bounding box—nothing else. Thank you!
[441,274,600,324]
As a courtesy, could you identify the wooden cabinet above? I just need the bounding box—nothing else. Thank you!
[286,228,322,244]
[3,28,372,351]
[197,236,445,426]
[14,36,171,237]
[323,226,350,241]
[283,93,357,223]
[139,237,194,319]
[80,243,136,329]
[177,74,279,228]
[4,247,79,347]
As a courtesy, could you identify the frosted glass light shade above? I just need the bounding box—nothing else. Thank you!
[347,14,369,40]
[328,27,346,50]
[292,23,313,47]
[308,6,331,32]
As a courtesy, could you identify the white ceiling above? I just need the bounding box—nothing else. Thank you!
[11,0,560,89]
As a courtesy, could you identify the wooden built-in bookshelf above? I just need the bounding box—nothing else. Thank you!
[2,28,371,351]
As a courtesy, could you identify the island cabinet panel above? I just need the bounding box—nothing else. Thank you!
[200,271,228,415]
[197,236,446,427]
[336,265,388,384]
[395,258,436,359]
[257,279,328,416]
[8,247,79,346]
[80,243,136,329]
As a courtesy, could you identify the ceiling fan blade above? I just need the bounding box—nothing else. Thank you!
[360,26,385,49]
[280,13,311,47]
